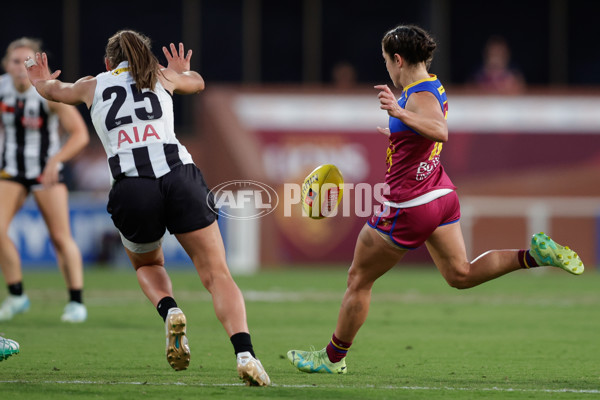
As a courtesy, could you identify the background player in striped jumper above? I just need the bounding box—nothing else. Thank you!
[287,24,584,374]
[0,38,89,323]
[25,30,270,386]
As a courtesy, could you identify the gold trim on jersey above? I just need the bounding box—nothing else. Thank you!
[403,74,438,94]
[112,67,130,76]
[386,140,396,173]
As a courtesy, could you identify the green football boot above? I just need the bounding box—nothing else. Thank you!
[287,348,347,374]
[0,336,19,361]
[530,232,584,275]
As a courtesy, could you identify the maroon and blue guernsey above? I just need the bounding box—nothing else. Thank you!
[384,74,455,203]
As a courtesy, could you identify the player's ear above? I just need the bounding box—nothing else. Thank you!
[104,58,111,71]
[394,53,403,68]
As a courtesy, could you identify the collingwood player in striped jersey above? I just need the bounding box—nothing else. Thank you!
[0,38,89,323]
[25,30,270,386]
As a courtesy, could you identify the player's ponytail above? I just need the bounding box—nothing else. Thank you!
[105,30,159,91]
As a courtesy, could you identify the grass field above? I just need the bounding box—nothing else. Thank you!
[1,265,599,399]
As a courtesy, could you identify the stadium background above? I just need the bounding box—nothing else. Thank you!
[1,0,598,270]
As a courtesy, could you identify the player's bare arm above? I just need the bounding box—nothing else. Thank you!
[159,42,204,95]
[26,52,96,107]
[40,102,89,186]
[375,84,447,142]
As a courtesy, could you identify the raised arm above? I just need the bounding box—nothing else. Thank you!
[375,84,448,143]
[158,43,205,95]
[26,52,96,108]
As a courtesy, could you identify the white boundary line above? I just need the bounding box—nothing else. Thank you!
[0,380,599,394]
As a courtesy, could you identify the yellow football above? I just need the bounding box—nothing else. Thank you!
[301,164,344,219]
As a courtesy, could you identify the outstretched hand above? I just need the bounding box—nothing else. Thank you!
[374,84,402,119]
[25,52,61,86]
[161,43,192,73]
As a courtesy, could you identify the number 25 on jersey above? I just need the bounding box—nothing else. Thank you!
[102,84,164,149]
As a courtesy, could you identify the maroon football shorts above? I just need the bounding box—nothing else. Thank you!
[367,191,460,249]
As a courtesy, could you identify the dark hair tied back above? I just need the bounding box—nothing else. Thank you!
[382,25,437,69]
[105,30,159,91]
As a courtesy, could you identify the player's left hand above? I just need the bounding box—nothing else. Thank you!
[39,157,61,187]
[376,126,391,137]
[25,52,61,86]
[162,43,192,74]
[375,84,403,119]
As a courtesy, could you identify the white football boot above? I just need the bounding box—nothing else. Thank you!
[0,294,30,321]
[237,351,271,386]
[61,301,87,323]
[165,308,190,371]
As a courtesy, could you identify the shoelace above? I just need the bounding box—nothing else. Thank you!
[304,346,326,363]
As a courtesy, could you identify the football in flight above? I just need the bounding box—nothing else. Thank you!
[301,164,344,219]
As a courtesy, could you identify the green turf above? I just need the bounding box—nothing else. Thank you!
[1,266,599,399]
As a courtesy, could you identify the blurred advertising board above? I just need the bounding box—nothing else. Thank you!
[197,89,600,266]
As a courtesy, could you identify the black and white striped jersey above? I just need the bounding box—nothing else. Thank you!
[90,61,194,183]
[0,74,61,180]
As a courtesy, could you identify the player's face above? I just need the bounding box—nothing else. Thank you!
[6,47,35,92]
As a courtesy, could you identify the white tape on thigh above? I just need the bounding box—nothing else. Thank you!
[119,232,163,254]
